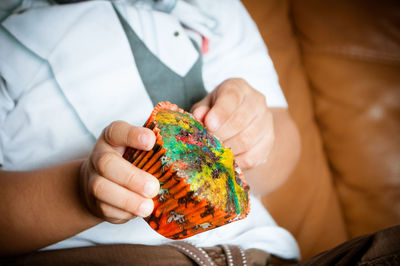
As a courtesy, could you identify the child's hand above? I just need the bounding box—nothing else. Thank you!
[80,121,160,224]
[191,78,274,170]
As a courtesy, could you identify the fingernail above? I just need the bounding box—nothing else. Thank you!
[193,109,202,120]
[139,134,148,146]
[208,117,219,132]
[144,181,159,197]
[139,200,153,217]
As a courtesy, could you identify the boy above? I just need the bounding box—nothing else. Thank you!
[0,0,301,262]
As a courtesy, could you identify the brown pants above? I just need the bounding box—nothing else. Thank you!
[297,225,400,266]
[2,225,399,265]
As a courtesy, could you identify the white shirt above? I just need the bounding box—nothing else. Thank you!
[0,0,299,260]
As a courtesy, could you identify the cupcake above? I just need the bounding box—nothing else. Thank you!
[123,101,250,239]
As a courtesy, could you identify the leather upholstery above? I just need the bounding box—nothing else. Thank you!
[243,0,347,259]
[243,0,400,259]
[291,0,400,237]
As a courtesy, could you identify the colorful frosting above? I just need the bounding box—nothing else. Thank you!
[155,109,249,216]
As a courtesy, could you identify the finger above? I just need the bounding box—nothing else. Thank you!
[223,115,267,155]
[93,151,159,198]
[214,97,260,141]
[204,83,244,133]
[91,176,154,217]
[192,105,210,122]
[191,94,212,122]
[103,121,155,151]
[97,201,136,224]
[235,132,274,170]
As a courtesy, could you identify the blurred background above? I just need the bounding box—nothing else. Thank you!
[243,0,400,259]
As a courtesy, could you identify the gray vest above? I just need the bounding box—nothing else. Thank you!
[113,3,207,111]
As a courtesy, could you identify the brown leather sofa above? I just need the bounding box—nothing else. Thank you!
[243,0,400,260]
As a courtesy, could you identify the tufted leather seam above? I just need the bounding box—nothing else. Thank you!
[301,43,400,65]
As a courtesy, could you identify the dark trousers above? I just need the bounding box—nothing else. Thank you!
[297,225,400,266]
[2,225,399,265]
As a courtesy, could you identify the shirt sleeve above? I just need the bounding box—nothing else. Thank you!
[0,76,14,167]
[200,0,287,108]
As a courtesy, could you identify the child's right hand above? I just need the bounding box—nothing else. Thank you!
[79,121,160,224]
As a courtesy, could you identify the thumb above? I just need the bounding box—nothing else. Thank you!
[191,93,212,122]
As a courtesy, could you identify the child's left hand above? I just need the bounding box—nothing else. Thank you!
[191,78,274,170]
